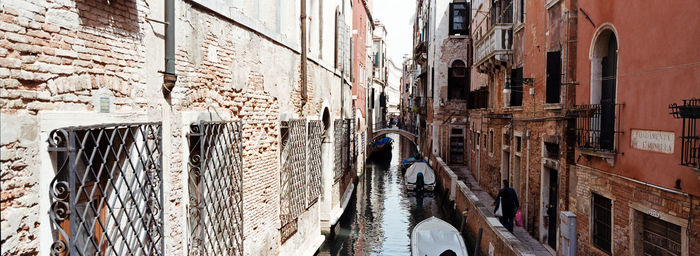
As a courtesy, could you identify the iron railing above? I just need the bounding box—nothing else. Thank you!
[574,103,623,153]
[48,122,163,256]
[187,121,244,256]
[279,119,308,243]
[670,98,700,168]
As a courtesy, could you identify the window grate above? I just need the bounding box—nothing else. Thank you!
[279,119,308,243]
[48,122,163,256]
[307,120,323,206]
[333,119,349,180]
[592,193,612,254]
[187,120,244,256]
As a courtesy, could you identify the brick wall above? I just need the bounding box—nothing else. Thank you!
[0,0,350,255]
[573,164,700,256]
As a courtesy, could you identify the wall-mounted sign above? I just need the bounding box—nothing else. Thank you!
[100,97,110,113]
[631,130,674,154]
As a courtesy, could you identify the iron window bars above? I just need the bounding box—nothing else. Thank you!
[333,119,348,180]
[307,120,323,206]
[279,119,308,243]
[669,98,700,169]
[187,120,244,256]
[48,122,163,256]
[574,103,624,154]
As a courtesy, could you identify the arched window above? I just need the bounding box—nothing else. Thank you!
[448,60,467,100]
[589,27,619,151]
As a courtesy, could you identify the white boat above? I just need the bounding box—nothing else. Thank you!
[411,217,469,256]
[405,162,436,191]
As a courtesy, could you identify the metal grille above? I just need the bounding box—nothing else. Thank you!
[187,121,244,256]
[307,120,323,206]
[669,98,699,168]
[279,119,307,243]
[574,103,624,153]
[48,123,163,256]
[333,119,348,180]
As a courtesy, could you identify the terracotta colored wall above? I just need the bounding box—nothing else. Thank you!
[575,0,700,196]
[352,0,368,117]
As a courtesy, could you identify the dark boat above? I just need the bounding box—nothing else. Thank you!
[369,137,393,160]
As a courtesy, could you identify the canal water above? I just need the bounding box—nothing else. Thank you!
[319,134,448,255]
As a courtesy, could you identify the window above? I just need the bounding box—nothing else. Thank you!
[518,0,524,24]
[489,130,494,154]
[592,193,612,254]
[545,142,559,159]
[449,3,469,35]
[515,135,522,152]
[576,29,620,153]
[510,67,523,106]
[448,60,468,99]
[641,213,682,256]
[546,51,561,104]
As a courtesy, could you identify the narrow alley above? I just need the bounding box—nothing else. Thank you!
[1,0,699,256]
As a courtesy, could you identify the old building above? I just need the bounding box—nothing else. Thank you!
[386,59,402,118]
[468,0,578,252]
[0,0,365,255]
[370,21,388,129]
[570,1,700,255]
[412,0,471,164]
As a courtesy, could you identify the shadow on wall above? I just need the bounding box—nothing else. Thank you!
[75,0,141,38]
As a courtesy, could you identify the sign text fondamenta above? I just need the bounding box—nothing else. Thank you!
[630,130,674,154]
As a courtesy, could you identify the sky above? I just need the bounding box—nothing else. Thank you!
[373,0,415,68]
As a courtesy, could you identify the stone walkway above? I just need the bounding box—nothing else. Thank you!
[450,165,553,256]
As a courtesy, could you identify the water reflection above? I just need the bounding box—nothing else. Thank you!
[319,134,445,256]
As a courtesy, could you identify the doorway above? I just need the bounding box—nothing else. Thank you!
[545,168,559,249]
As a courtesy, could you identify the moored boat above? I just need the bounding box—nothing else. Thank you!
[411,216,469,256]
[405,162,435,191]
[400,157,425,172]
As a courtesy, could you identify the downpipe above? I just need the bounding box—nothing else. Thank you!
[163,0,177,94]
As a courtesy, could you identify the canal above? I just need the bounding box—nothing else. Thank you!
[319,134,448,255]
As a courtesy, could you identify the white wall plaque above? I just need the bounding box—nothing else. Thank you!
[631,130,674,154]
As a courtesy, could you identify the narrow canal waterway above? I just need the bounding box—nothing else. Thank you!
[319,134,447,255]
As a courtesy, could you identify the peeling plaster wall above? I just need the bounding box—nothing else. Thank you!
[0,0,352,255]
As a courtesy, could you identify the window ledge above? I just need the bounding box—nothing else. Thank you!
[543,103,562,110]
[579,148,616,158]
[504,106,523,111]
[449,35,469,39]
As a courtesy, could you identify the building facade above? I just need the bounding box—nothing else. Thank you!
[570,1,700,255]
[412,0,471,164]
[0,0,365,255]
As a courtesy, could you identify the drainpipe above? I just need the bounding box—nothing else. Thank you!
[163,0,177,93]
[300,0,308,106]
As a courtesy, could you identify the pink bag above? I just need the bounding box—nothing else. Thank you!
[515,210,523,227]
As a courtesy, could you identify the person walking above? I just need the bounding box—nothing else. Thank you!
[493,179,519,232]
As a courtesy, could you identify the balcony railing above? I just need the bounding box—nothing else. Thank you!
[474,24,513,70]
[574,103,623,154]
[669,98,700,169]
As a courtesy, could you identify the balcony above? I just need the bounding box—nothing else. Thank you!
[669,98,700,174]
[574,103,623,157]
[474,24,513,72]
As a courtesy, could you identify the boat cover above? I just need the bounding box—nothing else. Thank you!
[411,217,469,256]
[401,157,425,167]
[405,162,435,185]
[374,137,393,147]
